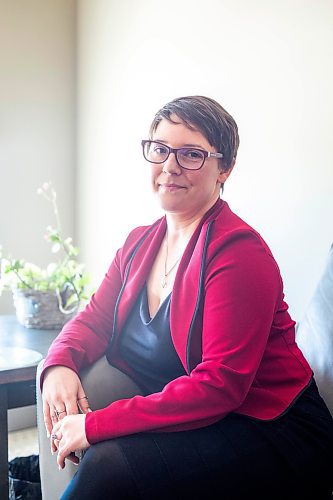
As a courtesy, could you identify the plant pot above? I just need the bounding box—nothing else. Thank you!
[12,288,78,329]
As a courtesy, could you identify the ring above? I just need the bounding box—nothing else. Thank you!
[77,396,88,402]
[54,409,66,419]
[51,433,59,441]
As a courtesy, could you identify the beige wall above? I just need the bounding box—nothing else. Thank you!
[76,0,333,320]
[0,0,77,314]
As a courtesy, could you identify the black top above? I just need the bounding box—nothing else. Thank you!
[118,284,186,394]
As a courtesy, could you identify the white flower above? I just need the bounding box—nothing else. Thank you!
[52,243,61,253]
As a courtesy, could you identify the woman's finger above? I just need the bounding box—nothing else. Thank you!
[52,403,67,425]
[50,424,62,453]
[49,397,79,453]
[76,384,91,414]
[43,401,53,438]
[57,440,72,470]
[52,395,79,422]
[64,452,80,465]
[64,397,80,416]
[77,395,90,414]
[49,404,65,452]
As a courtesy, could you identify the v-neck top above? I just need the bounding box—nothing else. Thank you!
[118,283,186,394]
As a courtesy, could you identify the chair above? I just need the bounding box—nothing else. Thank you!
[296,243,333,417]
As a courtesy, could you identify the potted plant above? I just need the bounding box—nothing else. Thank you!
[0,182,91,329]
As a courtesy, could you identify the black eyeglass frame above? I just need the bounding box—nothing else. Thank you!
[141,140,224,171]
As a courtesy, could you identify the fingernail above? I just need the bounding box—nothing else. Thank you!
[47,431,50,438]
[58,465,62,470]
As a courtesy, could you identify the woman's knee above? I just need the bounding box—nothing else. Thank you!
[61,440,138,499]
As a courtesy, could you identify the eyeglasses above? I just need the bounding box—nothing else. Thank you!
[141,140,223,171]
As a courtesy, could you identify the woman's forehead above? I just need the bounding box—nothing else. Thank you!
[153,116,212,148]
[154,115,198,137]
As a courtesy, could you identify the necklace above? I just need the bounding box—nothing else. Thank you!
[161,237,181,288]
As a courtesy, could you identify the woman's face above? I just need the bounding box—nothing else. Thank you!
[150,116,232,219]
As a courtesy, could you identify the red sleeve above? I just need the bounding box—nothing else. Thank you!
[85,230,282,443]
[40,249,123,387]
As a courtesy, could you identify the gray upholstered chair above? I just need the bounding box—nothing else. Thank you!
[296,243,333,417]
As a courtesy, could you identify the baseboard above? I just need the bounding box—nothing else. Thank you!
[8,405,37,432]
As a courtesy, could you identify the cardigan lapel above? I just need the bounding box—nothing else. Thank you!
[171,199,224,372]
[112,199,224,373]
[114,217,167,339]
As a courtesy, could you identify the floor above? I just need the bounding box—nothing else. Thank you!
[8,426,39,461]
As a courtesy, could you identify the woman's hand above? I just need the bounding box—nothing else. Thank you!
[51,414,91,469]
[42,366,91,454]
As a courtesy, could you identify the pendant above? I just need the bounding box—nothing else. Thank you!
[161,276,167,288]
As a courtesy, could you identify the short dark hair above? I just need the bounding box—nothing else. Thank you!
[149,95,239,171]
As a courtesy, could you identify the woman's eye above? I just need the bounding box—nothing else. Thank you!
[154,146,168,155]
[184,149,203,160]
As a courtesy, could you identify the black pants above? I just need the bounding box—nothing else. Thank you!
[61,380,333,499]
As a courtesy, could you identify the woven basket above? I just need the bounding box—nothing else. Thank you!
[13,288,78,329]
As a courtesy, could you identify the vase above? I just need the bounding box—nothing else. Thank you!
[12,288,78,329]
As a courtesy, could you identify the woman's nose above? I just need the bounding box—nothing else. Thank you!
[162,153,181,175]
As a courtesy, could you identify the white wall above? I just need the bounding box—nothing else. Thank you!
[76,0,333,321]
[0,0,76,431]
[0,0,77,315]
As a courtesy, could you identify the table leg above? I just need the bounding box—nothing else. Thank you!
[0,385,9,499]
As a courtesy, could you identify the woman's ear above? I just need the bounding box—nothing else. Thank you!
[218,158,235,184]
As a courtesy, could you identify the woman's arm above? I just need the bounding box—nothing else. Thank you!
[40,250,124,387]
[39,251,123,452]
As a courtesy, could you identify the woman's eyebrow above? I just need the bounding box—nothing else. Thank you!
[154,139,205,149]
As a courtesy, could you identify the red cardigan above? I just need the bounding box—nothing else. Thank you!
[41,199,312,444]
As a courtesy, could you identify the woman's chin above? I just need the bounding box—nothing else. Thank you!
[156,192,185,210]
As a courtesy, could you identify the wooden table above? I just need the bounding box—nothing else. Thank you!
[0,315,60,499]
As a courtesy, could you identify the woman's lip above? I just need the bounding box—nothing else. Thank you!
[159,184,185,192]
[160,183,185,188]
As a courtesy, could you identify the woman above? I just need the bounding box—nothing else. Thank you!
[41,96,333,499]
